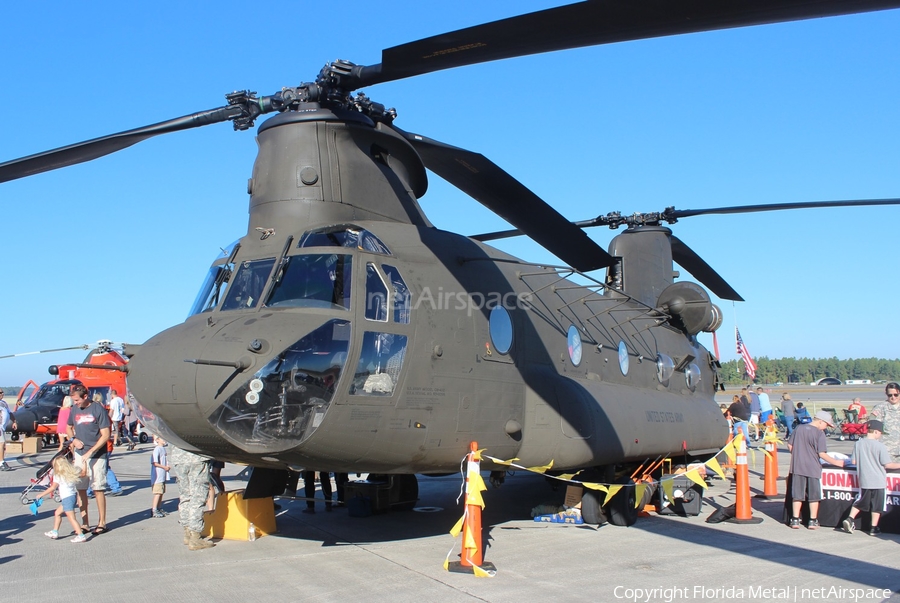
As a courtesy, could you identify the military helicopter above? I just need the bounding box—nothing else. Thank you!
[3,0,900,525]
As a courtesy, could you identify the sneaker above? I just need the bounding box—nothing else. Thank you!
[868,526,882,536]
[789,517,801,529]
[152,510,166,518]
[71,534,87,543]
[0,462,10,471]
[109,490,123,497]
[808,519,820,530]
[44,530,59,540]
[842,519,855,534]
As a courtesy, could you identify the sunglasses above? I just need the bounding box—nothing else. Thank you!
[888,393,900,399]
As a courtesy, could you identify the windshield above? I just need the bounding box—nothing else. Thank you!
[266,254,352,310]
[25,382,71,409]
[221,257,276,311]
[187,240,239,317]
[299,226,390,255]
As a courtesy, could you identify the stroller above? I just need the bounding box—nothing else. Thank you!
[19,448,70,506]
[839,409,868,441]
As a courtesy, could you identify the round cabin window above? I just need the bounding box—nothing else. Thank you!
[618,340,629,375]
[489,306,513,355]
[567,325,583,366]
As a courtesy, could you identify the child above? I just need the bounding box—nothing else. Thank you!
[150,436,170,518]
[36,455,88,543]
[842,420,900,536]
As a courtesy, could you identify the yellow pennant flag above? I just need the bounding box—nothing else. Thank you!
[466,487,486,509]
[722,443,736,464]
[660,476,675,505]
[603,484,622,506]
[473,565,495,578]
[582,482,608,493]
[484,456,519,466]
[443,558,450,571]
[634,483,647,508]
[684,469,707,490]
[749,447,757,467]
[761,448,773,462]
[449,514,465,538]
[705,456,726,481]
[526,460,555,474]
[732,432,744,451]
[464,528,478,552]
[472,448,486,462]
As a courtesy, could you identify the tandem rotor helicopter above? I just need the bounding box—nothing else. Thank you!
[3,0,900,525]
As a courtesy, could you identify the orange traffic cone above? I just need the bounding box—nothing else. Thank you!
[730,432,763,524]
[449,442,497,575]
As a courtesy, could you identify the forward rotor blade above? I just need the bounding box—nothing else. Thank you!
[0,344,90,360]
[667,198,900,220]
[670,236,743,302]
[358,0,900,87]
[0,105,246,184]
[395,128,617,272]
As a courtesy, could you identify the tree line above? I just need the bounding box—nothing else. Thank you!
[720,357,900,385]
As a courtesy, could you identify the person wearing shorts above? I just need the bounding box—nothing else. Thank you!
[787,410,845,529]
[150,435,170,518]
[67,384,111,535]
[842,420,900,536]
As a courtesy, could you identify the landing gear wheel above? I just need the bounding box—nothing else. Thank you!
[394,474,419,511]
[580,488,608,525]
[605,481,638,527]
[11,432,19,442]
[139,433,149,443]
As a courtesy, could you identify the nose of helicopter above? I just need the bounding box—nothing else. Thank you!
[126,312,350,454]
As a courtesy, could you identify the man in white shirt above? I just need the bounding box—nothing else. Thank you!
[108,389,134,450]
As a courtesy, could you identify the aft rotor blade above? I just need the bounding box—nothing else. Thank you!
[667,198,900,220]
[0,105,246,184]
[396,128,617,272]
[670,236,743,302]
[357,0,900,87]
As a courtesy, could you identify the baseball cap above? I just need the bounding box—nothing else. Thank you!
[814,410,835,427]
[866,420,889,435]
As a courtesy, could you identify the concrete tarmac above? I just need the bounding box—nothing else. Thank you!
[2,409,899,602]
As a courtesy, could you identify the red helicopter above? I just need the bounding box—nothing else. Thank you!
[5,341,134,444]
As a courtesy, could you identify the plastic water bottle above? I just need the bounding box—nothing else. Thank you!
[248,522,257,542]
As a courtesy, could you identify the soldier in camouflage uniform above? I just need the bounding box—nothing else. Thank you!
[169,445,215,550]
[871,382,900,462]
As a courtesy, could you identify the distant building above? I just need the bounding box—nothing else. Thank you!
[812,377,843,386]
[845,379,872,385]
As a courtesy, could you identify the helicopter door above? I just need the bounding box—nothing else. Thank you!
[338,262,412,405]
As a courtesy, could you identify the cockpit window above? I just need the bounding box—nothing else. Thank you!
[350,332,408,396]
[365,263,388,322]
[381,264,410,324]
[299,225,391,255]
[221,258,276,311]
[266,254,352,310]
[187,240,239,317]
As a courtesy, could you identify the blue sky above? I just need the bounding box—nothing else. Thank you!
[2,1,899,386]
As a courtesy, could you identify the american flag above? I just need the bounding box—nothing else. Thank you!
[736,327,757,379]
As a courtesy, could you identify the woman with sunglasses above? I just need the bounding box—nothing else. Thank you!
[871,382,900,462]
